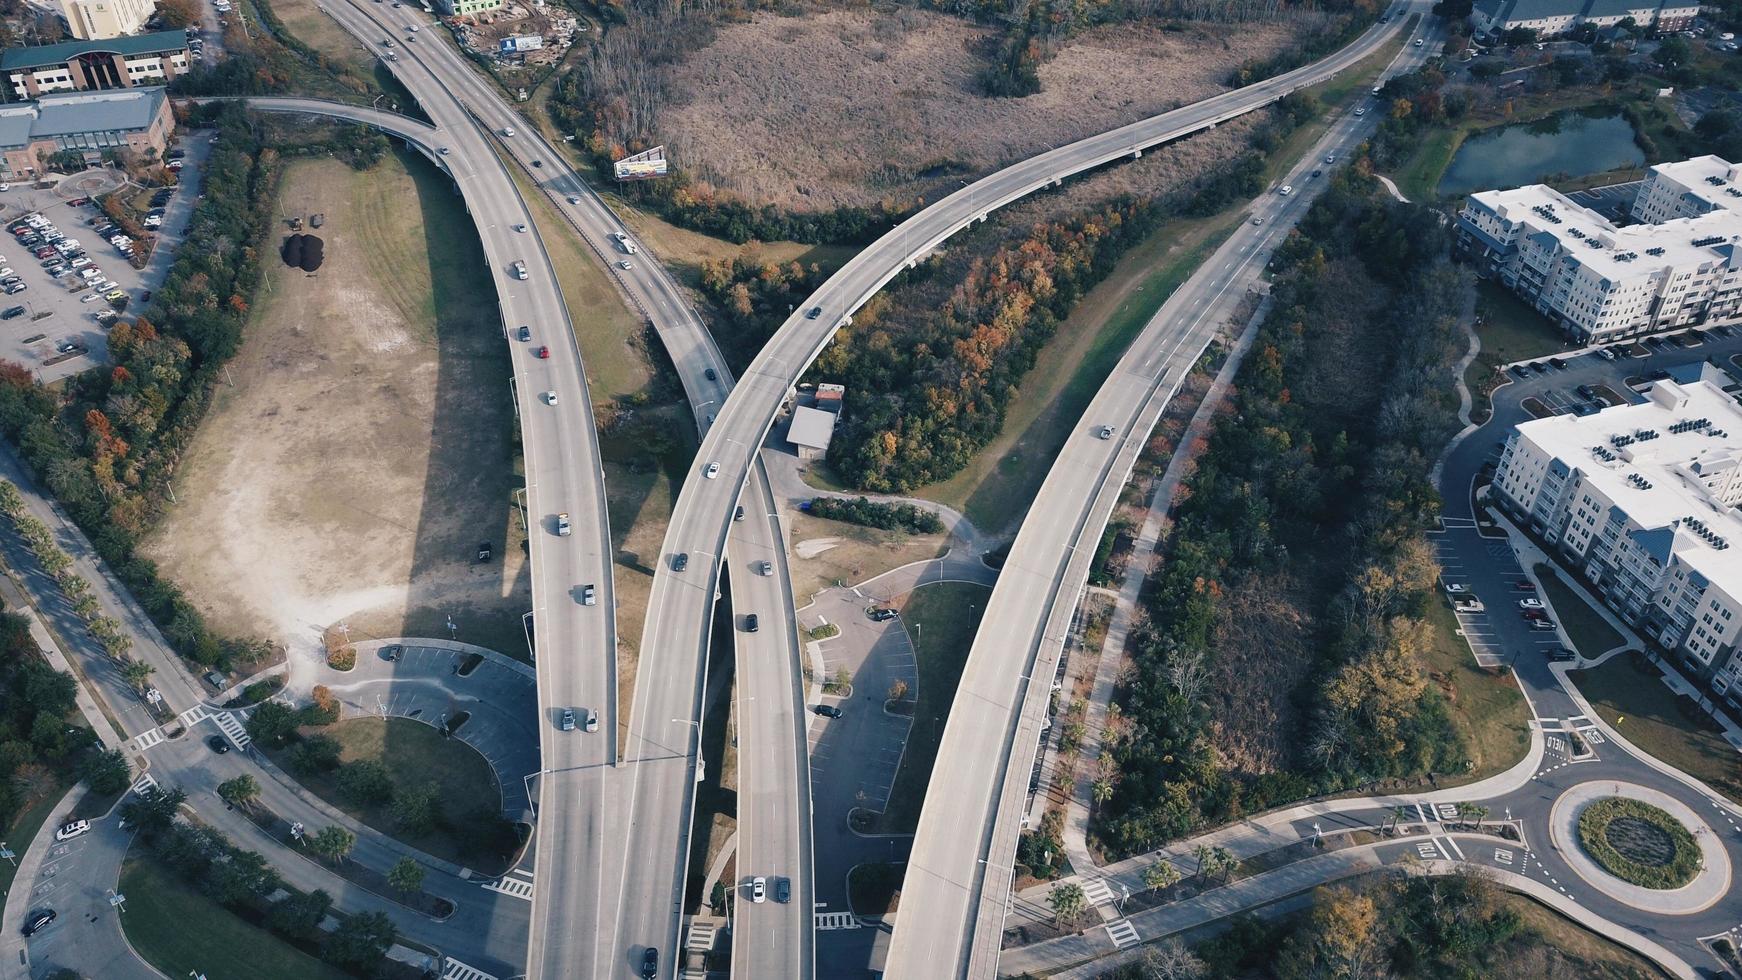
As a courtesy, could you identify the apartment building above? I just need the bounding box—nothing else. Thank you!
[59,0,156,41]
[0,86,174,177]
[1493,373,1742,696]
[1457,176,1742,343]
[1632,155,1742,224]
[2,32,190,100]
[1471,0,1697,36]
[436,0,504,17]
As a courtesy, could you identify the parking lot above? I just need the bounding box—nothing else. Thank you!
[1566,180,1641,223]
[0,132,210,384]
[1505,324,1742,420]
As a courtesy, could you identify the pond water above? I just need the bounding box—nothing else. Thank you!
[1438,111,1644,198]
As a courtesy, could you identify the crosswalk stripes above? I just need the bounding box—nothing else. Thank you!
[442,958,496,980]
[176,703,208,728]
[130,772,158,797]
[1105,917,1140,949]
[1080,876,1115,907]
[815,911,859,930]
[686,920,717,951]
[482,869,534,902]
[131,728,164,752]
[211,710,251,750]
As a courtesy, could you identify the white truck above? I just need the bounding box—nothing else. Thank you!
[557,513,571,536]
[511,260,528,280]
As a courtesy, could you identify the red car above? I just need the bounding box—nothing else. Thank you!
[1522,609,1546,621]
[536,346,550,359]
[1515,581,1536,591]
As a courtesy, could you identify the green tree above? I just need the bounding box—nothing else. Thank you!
[217,774,259,808]
[119,785,186,837]
[119,658,154,693]
[308,825,355,865]
[245,700,299,748]
[78,747,130,794]
[266,887,332,942]
[287,734,342,775]
[1142,859,1180,894]
[322,910,396,970]
[387,856,425,896]
[1047,881,1087,928]
[205,849,279,907]
[337,760,394,806]
[390,782,439,837]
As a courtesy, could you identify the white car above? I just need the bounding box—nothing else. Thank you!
[80,268,101,280]
[704,461,720,479]
[54,820,90,842]
[567,196,581,204]
[751,876,767,903]
[1519,597,1545,610]
[79,293,100,304]
[501,127,516,138]
[545,390,558,405]
[1278,185,1292,196]
[439,146,450,156]
[71,258,91,269]
[1354,107,1366,117]
[618,261,633,270]
[0,183,10,192]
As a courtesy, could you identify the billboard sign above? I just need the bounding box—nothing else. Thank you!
[614,145,668,182]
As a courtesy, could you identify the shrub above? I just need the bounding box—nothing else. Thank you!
[807,496,945,534]
[244,700,299,749]
[1576,797,1700,889]
[327,646,356,671]
[337,760,395,806]
[241,675,284,704]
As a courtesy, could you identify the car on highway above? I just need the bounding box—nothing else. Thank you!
[640,948,659,979]
[517,325,531,341]
[439,147,450,155]
[814,704,842,718]
[512,261,528,280]
[775,877,791,903]
[561,709,576,731]
[1519,597,1544,610]
[567,196,581,204]
[1097,425,1115,439]
[1354,107,1366,116]
[732,504,743,520]
[1251,216,1263,225]
[556,513,571,536]
[757,560,773,576]
[672,552,689,571]
[54,820,89,842]
[1414,37,1423,46]
[513,224,526,233]
[704,461,720,479]
[1278,185,1291,196]
[581,584,596,606]
[501,127,515,137]
[1325,154,1335,163]
[705,367,718,381]
[207,735,230,754]
[745,614,759,633]
[751,876,767,903]
[545,390,558,405]
[21,909,55,937]
[618,261,633,270]
[536,345,550,359]
[584,708,598,732]
[806,306,823,319]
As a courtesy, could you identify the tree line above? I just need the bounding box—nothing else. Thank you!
[0,606,123,829]
[1089,170,1474,859]
[807,496,946,534]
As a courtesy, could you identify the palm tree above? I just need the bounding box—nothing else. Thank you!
[1193,843,1212,881]
[120,658,154,693]
[1047,882,1087,929]
[218,775,259,809]
[1142,860,1180,895]
[1212,846,1236,883]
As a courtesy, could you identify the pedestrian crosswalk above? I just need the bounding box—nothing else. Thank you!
[212,710,251,750]
[1080,876,1115,907]
[131,727,164,752]
[177,703,209,728]
[482,869,534,902]
[442,958,496,980]
[685,920,717,951]
[1105,917,1140,949]
[130,772,158,797]
[814,911,859,930]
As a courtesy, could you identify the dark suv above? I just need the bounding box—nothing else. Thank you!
[672,553,689,572]
[640,947,659,978]
[814,704,843,719]
[745,614,760,633]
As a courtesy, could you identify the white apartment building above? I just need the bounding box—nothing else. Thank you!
[1494,374,1742,695]
[1457,174,1742,343]
[1633,155,1742,224]
[1470,0,1696,37]
[59,0,155,40]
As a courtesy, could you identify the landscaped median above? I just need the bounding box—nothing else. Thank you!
[1576,796,1700,890]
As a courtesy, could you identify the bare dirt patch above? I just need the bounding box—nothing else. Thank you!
[144,152,525,668]
[660,10,1311,211]
[786,513,945,601]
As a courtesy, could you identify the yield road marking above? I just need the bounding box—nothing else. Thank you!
[1105,917,1140,949]
[442,959,497,980]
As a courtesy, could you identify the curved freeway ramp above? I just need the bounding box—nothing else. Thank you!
[626,2,1415,973]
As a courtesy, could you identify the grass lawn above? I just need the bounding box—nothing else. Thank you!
[1421,601,1530,783]
[1505,892,1668,979]
[500,150,654,402]
[1571,652,1742,804]
[916,213,1238,535]
[1477,281,1567,365]
[119,855,350,980]
[862,582,990,834]
[1534,563,1625,656]
[786,513,947,602]
[270,716,506,872]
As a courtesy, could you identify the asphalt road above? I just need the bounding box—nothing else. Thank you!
[300,3,820,973]
[882,8,1435,975]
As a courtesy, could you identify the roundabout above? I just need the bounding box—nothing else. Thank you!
[1550,780,1731,914]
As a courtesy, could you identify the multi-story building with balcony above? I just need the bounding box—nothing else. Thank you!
[1457,169,1742,344]
[1493,371,1742,698]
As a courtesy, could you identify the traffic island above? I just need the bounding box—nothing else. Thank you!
[1576,797,1699,889]
[1550,780,1731,913]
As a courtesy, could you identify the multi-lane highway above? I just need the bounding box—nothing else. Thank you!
[884,9,1441,973]
[303,2,818,973]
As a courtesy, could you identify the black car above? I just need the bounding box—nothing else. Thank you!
[745,614,760,633]
[814,704,843,718]
[806,306,823,319]
[774,877,791,903]
[868,608,897,622]
[22,908,55,937]
[672,552,689,571]
[517,325,531,341]
[1,306,24,320]
[704,367,717,381]
[640,948,659,979]
[207,734,229,754]
[1547,357,1567,370]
